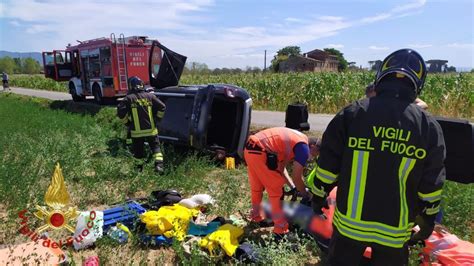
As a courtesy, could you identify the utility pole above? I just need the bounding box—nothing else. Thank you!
[264,50,267,72]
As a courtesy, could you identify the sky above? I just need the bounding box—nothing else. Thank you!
[0,0,472,69]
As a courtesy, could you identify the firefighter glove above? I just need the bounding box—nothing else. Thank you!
[311,195,329,216]
[408,215,435,246]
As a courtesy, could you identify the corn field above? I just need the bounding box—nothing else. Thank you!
[181,72,473,119]
[10,74,68,92]
[10,72,474,119]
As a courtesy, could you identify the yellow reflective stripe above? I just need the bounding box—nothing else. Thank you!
[334,217,409,248]
[307,167,328,197]
[355,151,369,220]
[398,157,416,227]
[121,114,129,124]
[334,209,412,248]
[131,107,140,132]
[306,167,317,191]
[154,152,163,161]
[336,209,412,236]
[418,190,442,203]
[147,106,156,131]
[425,205,440,215]
[157,110,165,119]
[347,150,369,219]
[130,128,158,138]
[315,166,338,184]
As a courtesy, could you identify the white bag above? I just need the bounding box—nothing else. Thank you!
[73,211,104,250]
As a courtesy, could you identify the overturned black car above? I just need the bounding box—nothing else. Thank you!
[148,41,252,159]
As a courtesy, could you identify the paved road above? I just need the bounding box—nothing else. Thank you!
[7,87,334,131]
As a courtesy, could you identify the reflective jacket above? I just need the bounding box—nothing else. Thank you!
[117,90,165,138]
[309,95,446,248]
[252,127,308,172]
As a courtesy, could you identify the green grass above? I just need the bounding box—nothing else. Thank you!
[0,93,472,265]
[10,72,474,119]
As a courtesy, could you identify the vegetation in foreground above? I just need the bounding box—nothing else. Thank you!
[0,93,472,265]
[8,72,474,119]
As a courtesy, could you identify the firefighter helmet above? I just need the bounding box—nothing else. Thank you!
[128,76,144,91]
[375,49,427,95]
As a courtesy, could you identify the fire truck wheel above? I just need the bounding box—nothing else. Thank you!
[92,85,103,105]
[69,83,85,102]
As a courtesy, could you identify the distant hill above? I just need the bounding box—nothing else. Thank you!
[0,51,43,65]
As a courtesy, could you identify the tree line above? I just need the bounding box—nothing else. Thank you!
[183,61,263,75]
[0,56,42,74]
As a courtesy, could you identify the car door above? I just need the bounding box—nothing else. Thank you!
[42,50,73,81]
[148,41,186,89]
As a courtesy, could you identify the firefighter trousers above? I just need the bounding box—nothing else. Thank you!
[328,229,409,266]
[131,135,163,166]
[244,144,288,234]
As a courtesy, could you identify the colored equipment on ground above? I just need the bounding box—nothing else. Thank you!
[421,225,474,265]
[102,201,146,232]
[199,224,244,257]
[138,235,173,246]
[187,221,222,236]
[140,204,199,241]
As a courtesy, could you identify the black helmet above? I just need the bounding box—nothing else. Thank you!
[375,49,427,95]
[128,76,144,91]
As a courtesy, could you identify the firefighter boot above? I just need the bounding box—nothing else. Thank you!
[154,162,164,174]
[154,152,164,174]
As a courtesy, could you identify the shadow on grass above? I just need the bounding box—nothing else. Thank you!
[106,138,129,157]
[49,99,117,116]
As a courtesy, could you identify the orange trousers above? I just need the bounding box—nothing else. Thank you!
[244,146,288,234]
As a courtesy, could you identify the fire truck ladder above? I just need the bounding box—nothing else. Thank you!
[111,33,128,91]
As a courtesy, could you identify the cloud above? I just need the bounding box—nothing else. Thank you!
[360,0,426,25]
[9,20,20,26]
[392,0,426,13]
[25,24,49,34]
[369,46,390,51]
[1,0,429,68]
[446,43,474,48]
[326,44,344,49]
[360,13,391,23]
[318,16,344,22]
[226,27,266,37]
[2,0,214,33]
[284,17,306,23]
[407,43,433,48]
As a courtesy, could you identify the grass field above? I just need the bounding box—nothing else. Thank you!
[0,93,472,265]
[9,72,474,119]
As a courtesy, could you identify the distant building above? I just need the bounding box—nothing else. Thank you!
[279,49,339,72]
[426,59,448,73]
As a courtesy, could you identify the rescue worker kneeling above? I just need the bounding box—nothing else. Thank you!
[117,76,166,173]
[244,127,319,237]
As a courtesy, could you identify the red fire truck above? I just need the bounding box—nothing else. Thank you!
[42,33,160,104]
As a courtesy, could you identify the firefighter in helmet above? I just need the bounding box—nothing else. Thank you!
[308,49,446,265]
[117,76,166,173]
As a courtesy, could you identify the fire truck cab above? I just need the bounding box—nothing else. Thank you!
[42,33,158,104]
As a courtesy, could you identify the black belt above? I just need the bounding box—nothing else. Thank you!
[245,141,263,152]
